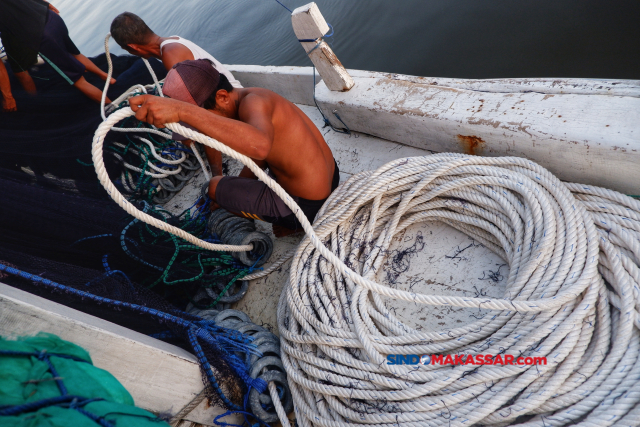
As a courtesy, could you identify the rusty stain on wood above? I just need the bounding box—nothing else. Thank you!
[457,135,485,155]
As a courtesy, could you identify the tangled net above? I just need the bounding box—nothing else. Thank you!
[107,120,202,205]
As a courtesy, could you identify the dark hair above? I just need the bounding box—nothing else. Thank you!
[203,74,234,110]
[110,12,154,48]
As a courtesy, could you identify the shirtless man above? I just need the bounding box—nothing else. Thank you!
[129,59,338,236]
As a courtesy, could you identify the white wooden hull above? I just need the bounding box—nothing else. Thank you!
[229,65,640,195]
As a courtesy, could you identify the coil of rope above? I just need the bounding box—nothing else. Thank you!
[94,107,640,426]
[277,154,640,427]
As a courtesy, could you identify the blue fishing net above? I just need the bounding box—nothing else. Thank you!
[0,54,264,410]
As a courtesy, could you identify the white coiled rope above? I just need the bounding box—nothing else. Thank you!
[93,106,640,424]
[277,154,640,427]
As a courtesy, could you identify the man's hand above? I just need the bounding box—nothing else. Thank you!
[129,94,184,128]
[2,96,17,112]
[47,3,60,14]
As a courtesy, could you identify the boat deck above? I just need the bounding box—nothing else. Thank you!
[167,103,508,336]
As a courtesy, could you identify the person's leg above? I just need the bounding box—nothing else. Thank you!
[203,146,223,177]
[209,176,304,237]
[13,71,37,94]
[72,54,115,84]
[73,76,111,104]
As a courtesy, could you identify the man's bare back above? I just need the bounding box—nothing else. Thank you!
[237,88,335,200]
[130,85,335,201]
[129,59,338,235]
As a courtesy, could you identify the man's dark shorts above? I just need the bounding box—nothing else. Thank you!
[216,160,340,231]
[37,10,85,84]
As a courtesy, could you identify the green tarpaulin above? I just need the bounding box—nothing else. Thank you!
[0,333,170,427]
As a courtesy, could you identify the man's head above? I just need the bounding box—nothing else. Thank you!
[110,12,156,58]
[163,59,235,114]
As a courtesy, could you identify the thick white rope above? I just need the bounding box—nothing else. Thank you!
[276,154,640,427]
[106,84,147,114]
[142,57,164,98]
[100,34,214,188]
[191,142,212,181]
[100,33,112,121]
[94,109,640,425]
[92,108,252,252]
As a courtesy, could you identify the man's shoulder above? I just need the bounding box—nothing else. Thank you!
[237,89,284,119]
[160,40,190,53]
[160,41,194,69]
[242,87,288,104]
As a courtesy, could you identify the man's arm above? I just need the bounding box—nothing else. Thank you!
[0,60,17,112]
[160,43,194,71]
[14,71,36,94]
[45,2,60,14]
[129,94,275,160]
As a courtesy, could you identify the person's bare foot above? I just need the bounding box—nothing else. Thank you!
[272,224,303,238]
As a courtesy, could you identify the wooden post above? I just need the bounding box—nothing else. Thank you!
[292,3,354,92]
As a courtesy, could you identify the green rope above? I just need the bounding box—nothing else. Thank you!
[39,52,74,85]
[105,118,251,302]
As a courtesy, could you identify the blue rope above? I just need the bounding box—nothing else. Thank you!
[0,349,90,397]
[298,23,334,43]
[0,395,105,416]
[273,0,293,13]
[0,263,261,411]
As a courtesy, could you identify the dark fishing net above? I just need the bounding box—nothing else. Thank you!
[0,54,265,410]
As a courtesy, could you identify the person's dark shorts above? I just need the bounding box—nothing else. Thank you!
[216,160,340,231]
[37,10,85,84]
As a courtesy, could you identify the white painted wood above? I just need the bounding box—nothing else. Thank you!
[313,71,640,195]
[291,3,354,92]
[291,3,329,40]
[226,64,320,106]
[391,75,640,97]
[0,283,241,427]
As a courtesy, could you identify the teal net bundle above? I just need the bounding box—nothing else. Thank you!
[0,333,171,427]
[0,54,268,411]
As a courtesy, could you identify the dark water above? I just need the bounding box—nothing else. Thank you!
[57,0,640,79]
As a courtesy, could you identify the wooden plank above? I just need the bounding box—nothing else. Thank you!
[0,283,241,426]
[291,3,354,92]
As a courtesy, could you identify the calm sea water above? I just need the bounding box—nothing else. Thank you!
[55,0,639,79]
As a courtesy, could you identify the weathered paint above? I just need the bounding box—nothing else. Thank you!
[314,71,640,194]
[292,3,354,92]
[457,135,486,155]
